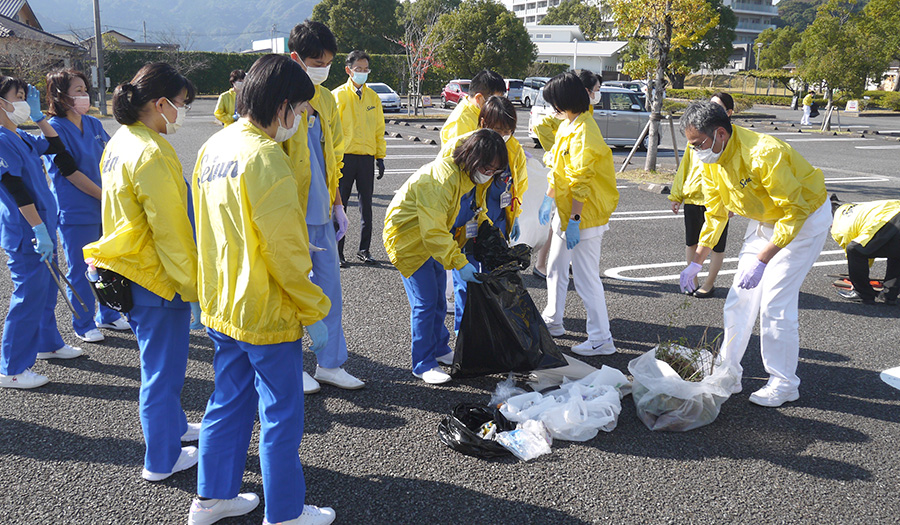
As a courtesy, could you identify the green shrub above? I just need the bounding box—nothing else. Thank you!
[525,62,569,78]
[662,99,687,114]
[883,92,900,111]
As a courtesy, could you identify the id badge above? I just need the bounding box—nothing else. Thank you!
[499,190,512,209]
[308,115,317,129]
[465,220,478,239]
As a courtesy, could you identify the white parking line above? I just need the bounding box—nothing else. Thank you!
[785,138,872,142]
[387,155,443,159]
[825,176,890,183]
[386,144,440,149]
[609,209,677,221]
[855,146,900,150]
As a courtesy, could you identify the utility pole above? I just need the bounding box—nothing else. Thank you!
[92,0,107,116]
[143,21,147,43]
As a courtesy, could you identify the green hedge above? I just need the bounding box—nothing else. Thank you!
[668,87,900,111]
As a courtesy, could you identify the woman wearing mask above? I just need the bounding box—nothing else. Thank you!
[443,96,528,333]
[213,69,245,127]
[384,129,508,385]
[188,53,334,525]
[83,62,200,481]
[44,68,130,343]
[0,76,84,389]
[537,72,619,357]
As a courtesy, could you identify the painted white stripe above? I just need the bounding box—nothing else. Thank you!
[877,130,900,134]
[825,176,890,183]
[385,144,440,149]
[820,167,894,178]
[386,155,442,159]
[855,146,900,150]
[613,210,673,215]
[609,215,679,222]
[785,138,872,142]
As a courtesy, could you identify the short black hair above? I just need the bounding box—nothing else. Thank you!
[346,50,371,67]
[229,69,246,84]
[680,101,731,138]
[239,54,315,128]
[711,91,734,112]
[578,70,601,91]
[452,128,509,181]
[479,95,517,134]
[288,20,337,61]
[469,69,506,98]
[542,72,589,115]
[46,68,90,117]
[0,75,28,103]
[112,62,196,125]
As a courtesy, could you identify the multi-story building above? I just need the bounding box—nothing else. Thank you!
[723,0,778,44]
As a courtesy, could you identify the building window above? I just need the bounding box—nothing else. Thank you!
[538,1,547,7]
[537,14,545,21]
[526,16,535,22]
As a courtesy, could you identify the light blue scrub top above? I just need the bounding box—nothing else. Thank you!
[306,114,329,226]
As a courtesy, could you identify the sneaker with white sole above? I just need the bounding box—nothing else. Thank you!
[571,338,616,356]
[0,368,49,389]
[314,366,364,390]
[36,344,84,360]
[263,505,336,525]
[749,384,799,407]
[142,446,199,481]
[188,493,259,525]
[97,318,131,331]
[181,422,202,442]
[436,351,454,365]
[545,324,565,337]
[77,328,104,343]
[413,367,451,384]
[303,371,321,394]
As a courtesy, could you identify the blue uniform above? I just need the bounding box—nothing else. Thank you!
[44,115,120,335]
[306,116,348,369]
[0,127,64,375]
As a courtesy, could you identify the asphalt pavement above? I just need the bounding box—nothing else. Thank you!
[1,98,899,524]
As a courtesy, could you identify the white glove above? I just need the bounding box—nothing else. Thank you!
[333,204,349,242]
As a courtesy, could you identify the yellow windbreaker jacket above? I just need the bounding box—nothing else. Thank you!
[214,88,237,126]
[669,145,706,206]
[832,200,900,250]
[439,97,480,145]
[333,79,386,158]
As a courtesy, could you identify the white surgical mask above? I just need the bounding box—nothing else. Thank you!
[161,98,187,134]
[72,95,91,115]
[589,90,601,106]
[273,107,300,143]
[472,169,493,184]
[694,132,722,164]
[351,71,368,86]
[233,81,244,91]
[300,58,331,85]
[2,97,31,126]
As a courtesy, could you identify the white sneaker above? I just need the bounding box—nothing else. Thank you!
[97,318,131,331]
[36,344,84,360]
[544,322,564,337]
[571,338,616,356]
[314,366,365,390]
[181,422,202,442]
[188,493,259,525]
[446,299,455,314]
[749,384,799,407]
[303,371,321,394]
[436,351,454,365]
[0,368,49,389]
[263,505,336,525]
[413,367,451,384]
[77,328,104,343]
[142,446,199,481]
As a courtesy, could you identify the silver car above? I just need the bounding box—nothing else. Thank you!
[368,82,401,112]
[527,86,660,149]
[522,76,550,108]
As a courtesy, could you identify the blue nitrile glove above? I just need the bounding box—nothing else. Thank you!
[376,158,385,180]
[232,111,240,122]
[26,85,44,122]
[566,217,581,249]
[538,195,554,225]
[306,320,329,354]
[680,262,702,293]
[32,223,53,262]
[737,259,767,290]
[459,263,482,284]
[189,302,204,330]
[510,218,521,241]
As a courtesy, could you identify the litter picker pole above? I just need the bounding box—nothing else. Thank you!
[619,119,651,173]
[668,114,680,167]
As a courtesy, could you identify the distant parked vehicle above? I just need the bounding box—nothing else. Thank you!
[441,79,470,108]
[505,79,524,105]
[368,82,402,112]
[603,80,645,93]
[522,76,550,108]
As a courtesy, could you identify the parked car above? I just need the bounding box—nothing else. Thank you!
[527,86,660,150]
[368,82,401,112]
[441,79,470,108]
[505,79,524,105]
[603,80,645,93]
[522,76,550,108]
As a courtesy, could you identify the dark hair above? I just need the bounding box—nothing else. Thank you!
[112,62,196,125]
[452,128,509,181]
[229,69,246,84]
[469,69,506,98]
[46,68,90,117]
[346,50,371,67]
[0,75,28,103]
[479,95,517,133]
[543,72,589,115]
[679,101,731,138]
[578,70,601,91]
[711,91,734,112]
[239,54,314,128]
[288,20,337,61]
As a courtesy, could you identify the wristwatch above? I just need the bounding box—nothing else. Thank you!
[570,214,581,222]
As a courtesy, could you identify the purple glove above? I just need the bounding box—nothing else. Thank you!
[332,204,349,242]
[737,260,767,289]
[679,262,702,293]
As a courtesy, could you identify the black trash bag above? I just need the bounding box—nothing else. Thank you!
[810,101,820,118]
[452,266,567,378]
[437,403,515,458]
[471,220,530,272]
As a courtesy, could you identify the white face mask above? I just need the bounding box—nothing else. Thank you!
[694,131,723,164]
[273,106,300,143]
[161,98,187,134]
[501,134,511,143]
[233,81,243,91]
[472,169,493,184]
[589,90,601,106]
[2,97,31,126]
[300,58,331,86]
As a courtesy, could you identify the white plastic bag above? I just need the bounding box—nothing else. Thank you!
[628,345,740,432]
[490,373,527,407]
[513,156,551,250]
[496,427,552,461]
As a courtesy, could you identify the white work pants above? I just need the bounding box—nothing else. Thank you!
[721,202,830,390]
[542,214,611,344]
[801,105,811,125]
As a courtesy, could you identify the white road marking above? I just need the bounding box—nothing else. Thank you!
[855,146,900,150]
[820,167,893,178]
[825,176,890,183]
[386,144,440,149]
[785,138,872,142]
[387,155,443,159]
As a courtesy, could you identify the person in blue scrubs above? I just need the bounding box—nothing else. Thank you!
[0,76,84,390]
[44,68,130,343]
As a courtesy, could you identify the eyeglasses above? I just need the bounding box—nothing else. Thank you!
[688,135,713,151]
[479,166,505,177]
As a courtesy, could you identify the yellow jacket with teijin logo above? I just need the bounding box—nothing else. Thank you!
[333,78,386,158]
[831,200,900,250]
[440,97,480,146]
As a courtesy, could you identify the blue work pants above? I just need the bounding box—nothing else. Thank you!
[307,223,347,369]
[401,257,453,375]
[58,222,121,335]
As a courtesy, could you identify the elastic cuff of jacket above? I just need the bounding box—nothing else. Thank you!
[0,172,35,207]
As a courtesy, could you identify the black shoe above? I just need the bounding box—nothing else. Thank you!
[339,254,349,268]
[356,250,376,265]
[532,268,547,280]
[693,287,716,299]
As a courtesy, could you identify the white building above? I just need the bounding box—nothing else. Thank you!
[527,25,626,76]
[249,36,287,54]
[723,0,777,44]
[503,0,563,25]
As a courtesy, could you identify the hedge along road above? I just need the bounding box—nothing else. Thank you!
[1,98,899,524]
